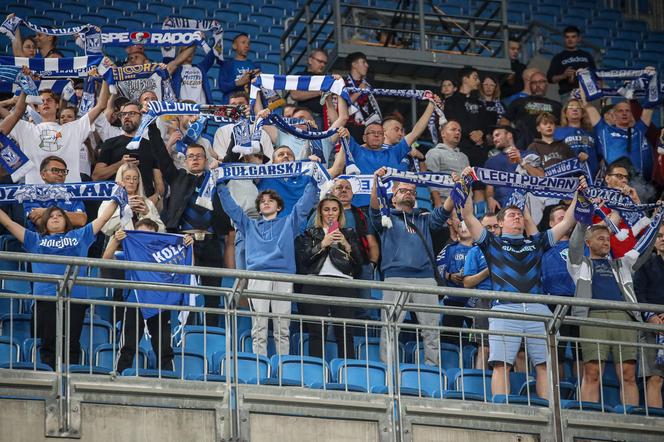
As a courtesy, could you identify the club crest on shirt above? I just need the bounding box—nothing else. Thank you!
[39,129,63,152]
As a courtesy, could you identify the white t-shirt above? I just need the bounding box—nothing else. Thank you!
[179,65,206,104]
[79,143,91,177]
[94,116,123,142]
[10,117,91,183]
[212,124,274,161]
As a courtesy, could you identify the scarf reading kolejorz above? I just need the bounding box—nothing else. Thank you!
[98,61,175,102]
[195,160,330,210]
[161,17,223,63]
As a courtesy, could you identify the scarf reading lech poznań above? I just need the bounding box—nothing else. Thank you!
[195,160,330,210]
[161,17,223,62]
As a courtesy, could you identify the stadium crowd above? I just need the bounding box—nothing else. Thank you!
[0,18,663,409]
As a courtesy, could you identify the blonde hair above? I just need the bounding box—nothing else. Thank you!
[561,98,592,131]
[314,196,346,229]
[115,163,145,197]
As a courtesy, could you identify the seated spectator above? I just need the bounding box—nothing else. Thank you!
[461,169,578,399]
[592,160,649,258]
[102,220,193,373]
[92,101,164,207]
[502,71,562,150]
[555,98,598,176]
[479,75,506,125]
[440,78,457,99]
[345,52,382,140]
[0,80,110,184]
[444,67,492,167]
[370,168,454,366]
[634,223,664,408]
[500,38,527,101]
[425,120,469,206]
[484,125,543,214]
[213,92,273,162]
[290,49,329,125]
[23,156,87,231]
[98,164,164,236]
[216,178,319,356]
[568,216,655,406]
[546,26,596,102]
[580,86,656,200]
[0,198,120,369]
[295,195,363,359]
[463,213,500,370]
[217,33,260,104]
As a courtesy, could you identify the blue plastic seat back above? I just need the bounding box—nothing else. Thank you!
[334,359,387,392]
[272,355,328,386]
[173,350,207,378]
[453,369,492,400]
[400,364,446,397]
[181,326,226,360]
[0,313,32,344]
[0,336,20,363]
[218,352,270,383]
[95,343,149,371]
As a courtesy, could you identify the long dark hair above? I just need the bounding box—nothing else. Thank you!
[38,206,74,235]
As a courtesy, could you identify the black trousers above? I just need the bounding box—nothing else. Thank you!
[117,306,173,373]
[192,237,225,328]
[440,299,469,346]
[299,282,359,360]
[33,300,87,370]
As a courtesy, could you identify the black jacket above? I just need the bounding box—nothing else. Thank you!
[295,227,363,278]
[148,124,232,236]
[634,253,664,320]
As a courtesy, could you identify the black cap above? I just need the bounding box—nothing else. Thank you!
[490,124,518,136]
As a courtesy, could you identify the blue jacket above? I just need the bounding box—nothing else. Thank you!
[218,180,318,273]
[216,58,260,104]
[370,206,450,279]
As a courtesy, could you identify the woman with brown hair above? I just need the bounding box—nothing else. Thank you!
[295,195,364,360]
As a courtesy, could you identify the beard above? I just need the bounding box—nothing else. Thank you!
[122,120,138,133]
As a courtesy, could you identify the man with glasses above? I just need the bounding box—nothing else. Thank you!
[290,49,329,125]
[23,156,87,231]
[150,127,234,327]
[370,167,455,366]
[501,71,562,150]
[0,78,110,184]
[92,102,163,207]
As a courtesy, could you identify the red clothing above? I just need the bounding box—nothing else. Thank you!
[592,206,636,258]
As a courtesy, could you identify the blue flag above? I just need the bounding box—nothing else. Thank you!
[122,230,194,319]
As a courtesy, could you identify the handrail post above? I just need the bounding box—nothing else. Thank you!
[417,0,426,51]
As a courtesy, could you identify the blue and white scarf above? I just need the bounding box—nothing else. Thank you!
[196,160,330,210]
[577,68,661,108]
[101,29,205,48]
[77,77,97,117]
[0,66,41,104]
[0,181,118,203]
[544,157,592,181]
[99,61,175,101]
[0,133,33,181]
[250,112,333,159]
[0,55,103,78]
[175,115,208,155]
[250,74,350,110]
[162,17,223,62]
[0,16,101,54]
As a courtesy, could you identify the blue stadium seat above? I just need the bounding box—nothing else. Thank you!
[68,364,112,375]
[0,293,20,317]
[416,343,462,370]
[355,336,405,363]
[239,329,277,357]
[179,6,208,21]
[399,364,447,397]
[120,368,179,378]
[179,325,226,361]
[621,20,647,32]
[519,379,576,400]
[613,405,664,417]
[560,400,614,412]
[221,2,254,16]
[601,57,627,69]
[78,14,107,26]
[94,6,123,20]
[439,369,492,401]
[215,351,271,383]
[0,336,21,364]
[260,5,286,18]
[94,343,150,371]
[0,361,53,371]
[320,359,387,392]
[268,355,328,386]
[594,9,622,21]
[290,332,339,362]
[147,4,175,19]
[617,30,643,41]
[0,313,32,344]
[79,318,113,361]
[173,350,207,378]
[22,338,41,364]
[492,394,549,407]
[606,49,632,60]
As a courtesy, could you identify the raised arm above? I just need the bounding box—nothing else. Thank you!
[86,79,110,125]
[460,168,484,241]
[166,44,197,75]
[550,192,579,243]
[0,207,26,243]
[579,86,601,127]
[0,91,26,135]
[404,101,435,146]
[92,199,119,235]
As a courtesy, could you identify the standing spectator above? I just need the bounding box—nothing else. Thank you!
[502,71,562,150]
[217,33,260,104]
[23,156,87,231]
[345,52,382,140]
[290,49,329,125]
[528,112,576,169]
[568,216,655,406]
[217,178,319,356]
[425,120,470,205]
[370,168,454,366]
[443,67,492,167]
[0,198,119,370]
[479,75,506,125]
[634,224,664,408]
[166,44,213,104]
[9,24,37,57]
[296,195,363,359]
[461,169,578,399]
[440,78,458,99]
[0,84,109,184]
[58,106,95,182]
[484,125,543,213]
[501,38,527,101]
[546,26,596,101]
[580,86,655,198]
[92,102,164,206]
[150,131,234,326]
[502,67,541,108]
[555,98,598,176]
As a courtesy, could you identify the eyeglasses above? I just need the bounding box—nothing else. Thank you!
[186,154,206,160]
[48,167,68,175]
[396,188,417,196]
[607,173,629,180]
[119,111,141,118]
[311,57,327,64]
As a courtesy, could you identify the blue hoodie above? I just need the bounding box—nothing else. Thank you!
[217,180,318,274]
[370,206,450,279]
[217,58,260,104]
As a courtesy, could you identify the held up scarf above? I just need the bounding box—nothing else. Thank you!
[0,66,41,104]
[0,133,33,181]
[162,17,223,62]
[577,68,661,107]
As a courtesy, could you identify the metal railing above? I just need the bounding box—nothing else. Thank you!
[1,251,664,441]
